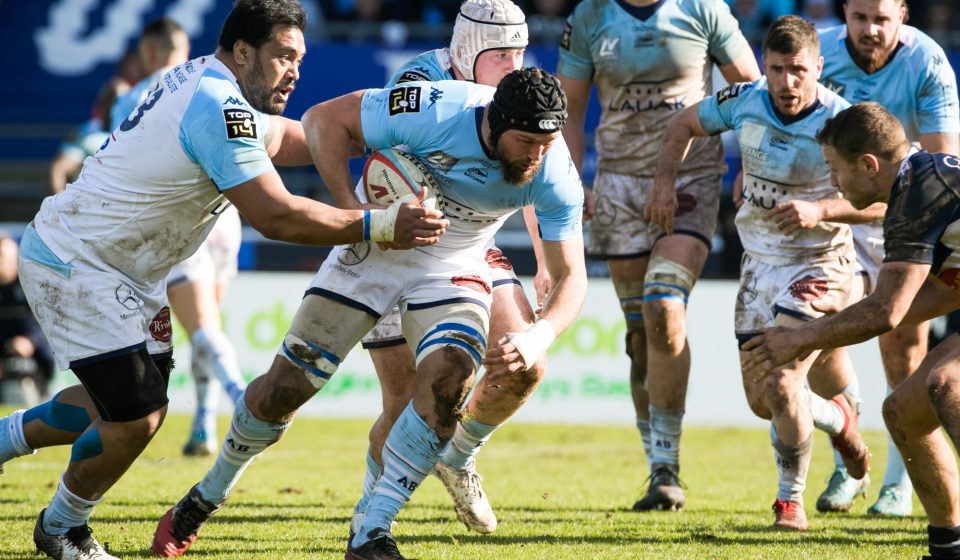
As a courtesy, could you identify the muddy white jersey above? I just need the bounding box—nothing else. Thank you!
[360,80,583,258]
[698,77,852,264]
[32,55,273,284]
[557,0,750,177]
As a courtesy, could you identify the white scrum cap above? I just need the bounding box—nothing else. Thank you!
[450,0,528,82]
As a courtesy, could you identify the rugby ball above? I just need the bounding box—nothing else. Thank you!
[362,148,442,210]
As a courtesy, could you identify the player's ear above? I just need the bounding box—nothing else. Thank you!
[859,153,881,176]
[234,40,252,67]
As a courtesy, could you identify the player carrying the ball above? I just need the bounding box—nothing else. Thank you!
[153,68,586,560]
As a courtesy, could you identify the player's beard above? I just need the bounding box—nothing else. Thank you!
[848,36,891,74]
[244,59,288,116]
[492,143,544,186]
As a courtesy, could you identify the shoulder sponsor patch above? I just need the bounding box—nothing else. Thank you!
[388,86,421,116]
[560,22,572,50]
[396,70,430,84]
[716,82,752,105]
[223,108,257,139]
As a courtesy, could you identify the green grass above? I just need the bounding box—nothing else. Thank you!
[0,410,928,559]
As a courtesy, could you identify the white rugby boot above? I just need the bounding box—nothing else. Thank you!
[433,461,497,533]
[33,509,119,560]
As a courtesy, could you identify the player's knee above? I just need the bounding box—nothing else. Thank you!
[763,371,793,409]
[642,299,686,353]
[280,333,340,390]
[643,257,694,308]
[624,319,646,361]
[881,393,906,440]
[926,365,959,409]
[71,348,169,423]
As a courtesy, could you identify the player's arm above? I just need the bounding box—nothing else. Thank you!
[558,75,594,220]
[741,261,930,378]
[522,205,551,309]
[920,133,960,157]
[47,153,81,194]
[224,169,442,247]
[645,104,710,233]
[483,235,587,377]
[766,199,886,234]
[301,91,370,210]
[264,115,316,166]
[717,52,761,84]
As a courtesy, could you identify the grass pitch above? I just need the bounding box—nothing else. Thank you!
[0,410,928,559]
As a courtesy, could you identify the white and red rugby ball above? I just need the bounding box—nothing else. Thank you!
[362,148,442,210]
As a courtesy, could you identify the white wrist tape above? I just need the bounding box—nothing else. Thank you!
[368,195,418,242]
[507,320,557,369]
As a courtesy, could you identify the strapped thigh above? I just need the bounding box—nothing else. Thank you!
[403,300,490,370]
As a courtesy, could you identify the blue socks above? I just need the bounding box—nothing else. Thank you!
[196,397,288,505]
[439,417,497,469]
[354,402,441,547]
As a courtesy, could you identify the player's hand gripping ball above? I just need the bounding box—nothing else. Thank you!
[362,148,444,211]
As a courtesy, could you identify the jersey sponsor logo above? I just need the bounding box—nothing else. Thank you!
[224,96,246,106]
[397,70,430,84]
[223,108,257,139]
[610,81,684,113]
[485,248,513,270]
[452,274,492,294]
[428,86,443,108]
[599,37,619,58]
[675,192,697,216]
[337,242,371,266]
[560,22,572,50]
[788,276,829,301]
[716,82,752,105]
[742,176,779,210]
[425,150,458,172]
[820,77,846,97]
[943,156,960,169]
[389,86,421,115]
[769,134,791,151]
[150,306,173,342]
[464,167,488,184]
[115,283,143,311]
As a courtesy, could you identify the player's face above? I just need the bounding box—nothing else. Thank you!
[473,48,526,87]
[844,0,906,73]
[493,129,561,185]
[242,25,306,115]
[822,144,879,209]
[763,48,823,116]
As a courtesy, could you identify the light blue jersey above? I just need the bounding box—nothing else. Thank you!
[386,49,457,87]
[360,80,583,255]
[557,0,750,176]
[33,55,273,284]
[820,24,960,143]
[698,78,852,264]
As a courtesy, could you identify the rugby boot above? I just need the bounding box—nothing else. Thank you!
[152,485,223,557]
[816,468,869,512]
[433,461,497,533]
[829,396,870,480]
[345,528,406,560]
[771,498,809,531]
[867,483,913,517]
[33,509,119,560]
[632,463,686,512]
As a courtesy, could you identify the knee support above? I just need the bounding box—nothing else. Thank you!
[71,347,169,422]
[613,279,645,323]
[280,334,341,389]
[643,256,696,305]
[407,302,489,370]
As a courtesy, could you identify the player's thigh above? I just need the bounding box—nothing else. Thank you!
[167,277,220,333]
[587,170,655,260]
[485,246,535,342]
[660,172,722,258]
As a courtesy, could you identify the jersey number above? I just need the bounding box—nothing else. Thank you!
[119,87,164,132]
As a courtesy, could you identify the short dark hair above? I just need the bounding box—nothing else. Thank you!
[140,17,185,52]
[816,102,910,162]
[763,15,819,56]
[218,0,306,52]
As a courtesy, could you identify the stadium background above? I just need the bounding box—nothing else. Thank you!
[2,0,959,429]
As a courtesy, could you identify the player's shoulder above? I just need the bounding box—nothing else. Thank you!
[567,0,610,25]
[714,78,761,107]
[899,25,950,62]
[391,49,451,85]
[816,82,851,114]
[923,152,960,195]
[892,151,960,214]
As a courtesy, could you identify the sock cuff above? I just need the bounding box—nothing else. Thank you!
[770,425,813,456]
[233,399,289,440]
[929,524,960,544]
[366,449,383,477]
[461,417,498,440]
[649,406,684,434]
[8,409,34,455]
[395,402,441,451]
[58,476,102,508]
